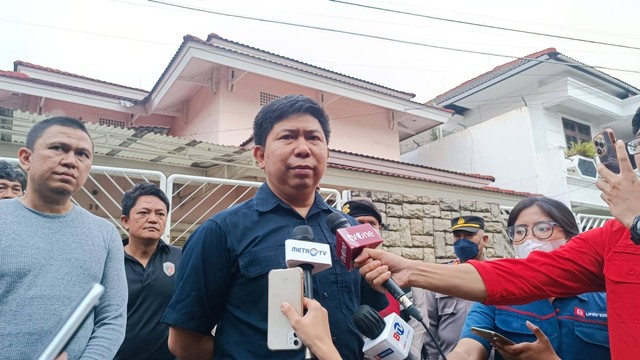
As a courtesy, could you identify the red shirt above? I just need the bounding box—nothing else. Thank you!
[469,219,639,360]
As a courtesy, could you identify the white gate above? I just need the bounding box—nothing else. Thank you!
[2,157,342,246]
[166,174,342,245]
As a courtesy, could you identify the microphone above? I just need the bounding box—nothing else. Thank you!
[285,226,332,299]
[353,305,416,360]
[326,212,423,322]
[285,225,332,360]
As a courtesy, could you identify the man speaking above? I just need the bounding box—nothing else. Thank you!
[162,94,387,359]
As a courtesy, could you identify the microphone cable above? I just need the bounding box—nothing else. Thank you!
[399,297,447,360]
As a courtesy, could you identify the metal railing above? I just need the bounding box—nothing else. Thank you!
[1,157,342,245]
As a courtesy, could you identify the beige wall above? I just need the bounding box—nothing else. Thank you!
[181,71,402,159]
[350,189,515,263]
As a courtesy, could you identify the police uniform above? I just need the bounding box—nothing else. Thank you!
[115,239,182,360]
[410,216,487,360]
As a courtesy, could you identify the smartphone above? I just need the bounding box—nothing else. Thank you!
[267,268,304,351]
[471,327,517,345]
[593,129,620,174]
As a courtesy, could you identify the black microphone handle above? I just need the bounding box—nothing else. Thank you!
[299,264,314,300]
[383,278,423,322]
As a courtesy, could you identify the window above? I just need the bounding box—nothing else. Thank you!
[562,118,591,146]
[0,107,14,142]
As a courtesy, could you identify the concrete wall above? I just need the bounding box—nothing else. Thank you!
[350,189,515,264]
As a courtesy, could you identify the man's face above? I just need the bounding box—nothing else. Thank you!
[0,179,23,199]
[253,114,328,201]
[18,125,93,200]
[452,230,487,260]
[355,215,381,231]
[121,195,168,243]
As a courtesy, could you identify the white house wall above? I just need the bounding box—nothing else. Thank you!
[404,107,540,191]
[531,107,570,201]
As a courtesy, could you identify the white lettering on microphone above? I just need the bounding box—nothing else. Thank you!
[346,230,376,242]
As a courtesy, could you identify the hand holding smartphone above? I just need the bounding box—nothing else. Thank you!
[471,327,517,346]
[267,268,304,351]
[593,129,620,174]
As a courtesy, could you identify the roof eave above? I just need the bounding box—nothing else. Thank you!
[0,76,146,115]
[145,36,451,122]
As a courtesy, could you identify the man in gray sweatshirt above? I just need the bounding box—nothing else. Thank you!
[0,116,127,359]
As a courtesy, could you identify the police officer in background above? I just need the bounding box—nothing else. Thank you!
[410,216,490,360]
[342,198,402,318]
[114,182,182,360]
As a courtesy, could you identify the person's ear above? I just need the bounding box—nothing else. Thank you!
[120,215,130,230]
[253,146,266,169]
[17,147,32,172]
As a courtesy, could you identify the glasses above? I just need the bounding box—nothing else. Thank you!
[626,136,640,156]
[506,221,559,243]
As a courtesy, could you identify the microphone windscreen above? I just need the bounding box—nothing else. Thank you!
[352,305,385,339]
[327,212,350,234]
[292,225,313,241]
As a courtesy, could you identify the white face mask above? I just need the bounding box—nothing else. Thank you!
[514,238,566,259]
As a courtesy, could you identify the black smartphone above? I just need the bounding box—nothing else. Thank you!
[593,129,620,174]
[471,327,517,345]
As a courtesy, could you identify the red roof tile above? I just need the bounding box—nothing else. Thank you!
[330,148,495,181]
[0,70,30,79]
[329,163,537,197]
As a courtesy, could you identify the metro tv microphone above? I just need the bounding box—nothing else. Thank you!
[353,305,416,360]
[326,212,423,322]
[285,225,332,299]
[285,225,332,360]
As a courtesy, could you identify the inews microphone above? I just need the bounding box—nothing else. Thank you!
[326,212,423,322]
[353,305,416,360]
[285,225,332,360]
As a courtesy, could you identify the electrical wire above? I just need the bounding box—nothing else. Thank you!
[330,0,640,51]
[147,0,640,76]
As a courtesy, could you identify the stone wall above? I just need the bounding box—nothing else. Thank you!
[350,190,515,263]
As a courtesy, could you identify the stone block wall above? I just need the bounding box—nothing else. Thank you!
[350,190,515,263]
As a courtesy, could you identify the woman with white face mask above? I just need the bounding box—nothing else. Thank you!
[447,197,610,360]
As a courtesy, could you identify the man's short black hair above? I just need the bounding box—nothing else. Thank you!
[121,182,170,217]
[26,116,93,150]
[253,94,331,147]
[0,160,27,191]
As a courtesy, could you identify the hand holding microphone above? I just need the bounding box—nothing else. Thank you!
[326,213,422,322]
[338,216,448,360]
[283,225,333,360]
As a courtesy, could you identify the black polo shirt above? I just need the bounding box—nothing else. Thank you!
[114,239,182,360]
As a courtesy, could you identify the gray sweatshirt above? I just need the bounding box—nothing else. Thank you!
[0,198,127,359]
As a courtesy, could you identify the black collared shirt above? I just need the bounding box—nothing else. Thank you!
[161,183,388,360]
[115,239,182,360]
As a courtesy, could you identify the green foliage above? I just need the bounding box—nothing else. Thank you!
[565,141,596,158]
[430,128,440,141]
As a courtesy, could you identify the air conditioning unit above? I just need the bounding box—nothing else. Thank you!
[566,156,597,180]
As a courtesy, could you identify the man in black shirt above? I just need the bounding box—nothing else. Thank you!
[114,182,182,360]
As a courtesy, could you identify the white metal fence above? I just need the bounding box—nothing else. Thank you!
[501,205,612,233]
[1,157,342,246]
